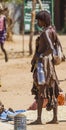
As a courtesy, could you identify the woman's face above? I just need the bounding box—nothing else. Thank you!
[37,19,45,27]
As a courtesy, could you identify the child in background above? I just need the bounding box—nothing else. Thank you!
[0,6,8,62]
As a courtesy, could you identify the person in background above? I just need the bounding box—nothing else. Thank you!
[30,10,63,125]
[3,7,13,41]
[0,6,8,62]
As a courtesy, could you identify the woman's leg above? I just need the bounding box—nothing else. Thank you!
[28,85,44,125]
[47,98,58,124]
[46,81,59,124]
[52,81,59,123]
[53,102,58,122]
[36,93,44,123]
[1,43,8,62]
[29,97,43,125]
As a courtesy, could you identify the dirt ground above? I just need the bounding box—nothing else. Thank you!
[0,35,66,130]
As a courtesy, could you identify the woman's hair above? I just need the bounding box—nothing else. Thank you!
[36,10,51,26]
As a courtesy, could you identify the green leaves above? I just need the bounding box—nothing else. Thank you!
[2,0,23,3]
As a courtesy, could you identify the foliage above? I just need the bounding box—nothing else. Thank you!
[1,0,23,3]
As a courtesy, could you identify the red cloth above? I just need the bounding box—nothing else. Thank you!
[27,99,48,110]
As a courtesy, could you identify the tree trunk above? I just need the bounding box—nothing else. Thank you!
[22,1,25,55]
[29,0,36,55]
[38,0,43,10]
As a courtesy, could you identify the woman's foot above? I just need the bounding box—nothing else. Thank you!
[46,119,59,124]
[28,119,42,125]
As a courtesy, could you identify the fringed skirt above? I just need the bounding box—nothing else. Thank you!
[31,55,59,100]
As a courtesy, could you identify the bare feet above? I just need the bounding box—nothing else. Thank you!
[46,119,59,124]
[28,120,42,125]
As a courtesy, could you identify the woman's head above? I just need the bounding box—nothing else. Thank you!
[36,10,51,27]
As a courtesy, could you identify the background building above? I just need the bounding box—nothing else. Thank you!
[24,0,66,33]
[54,0,66,32]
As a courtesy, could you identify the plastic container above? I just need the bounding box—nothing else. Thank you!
[37,62,45,85]
[14,114,26,130]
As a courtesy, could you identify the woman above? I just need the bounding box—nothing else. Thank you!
[30,10,62,124]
